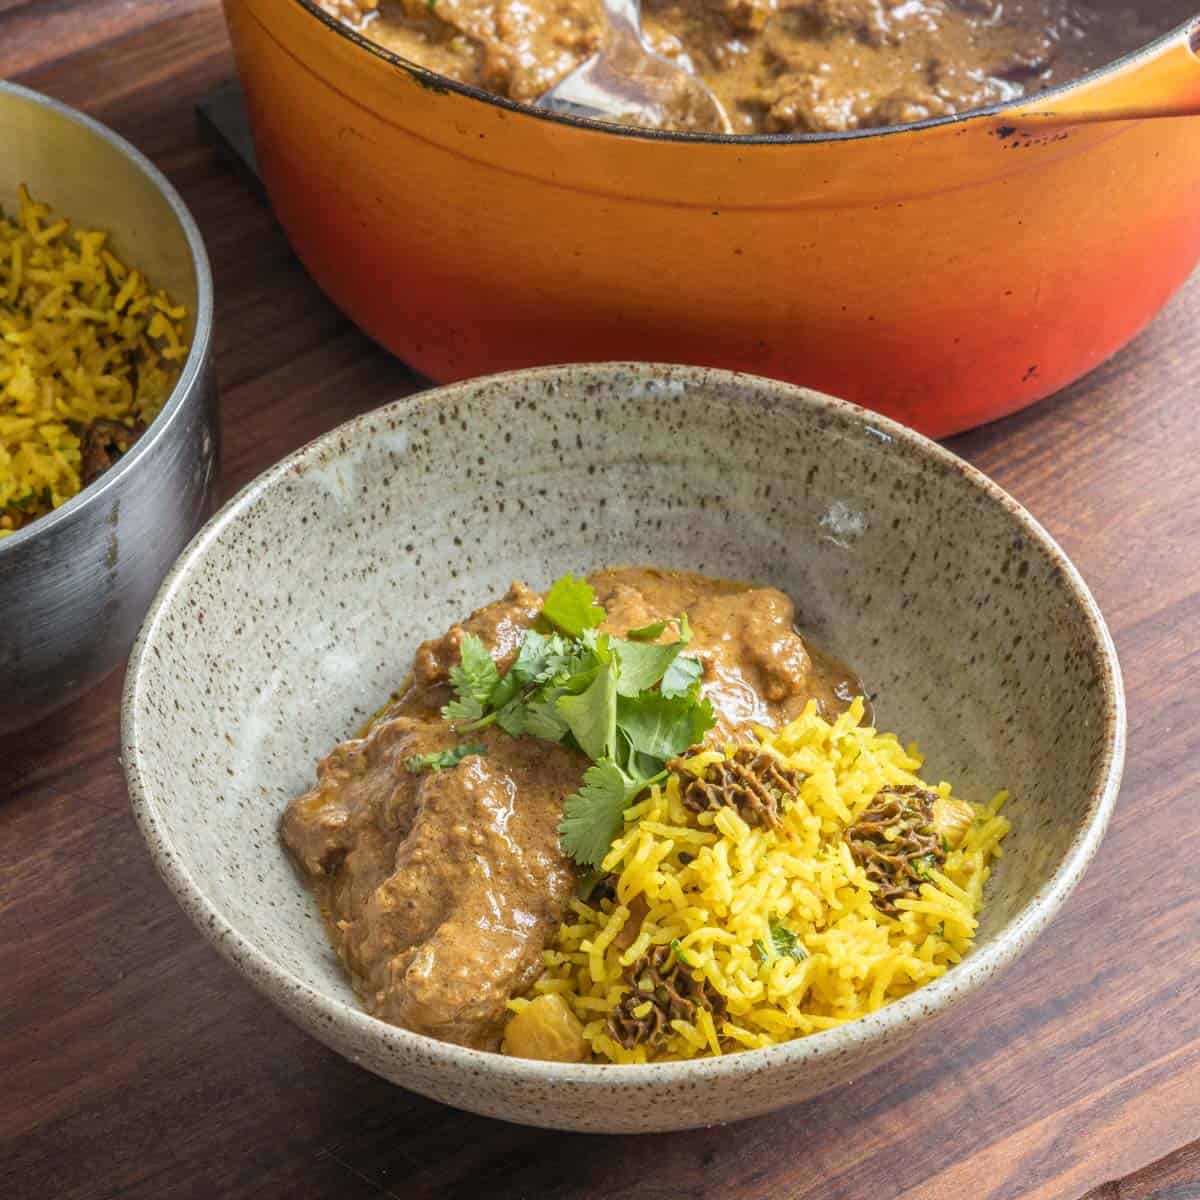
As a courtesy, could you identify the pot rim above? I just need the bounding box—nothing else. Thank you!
[291,0,1199,145]
[0,80,214,558]
[122,361,1127,1096]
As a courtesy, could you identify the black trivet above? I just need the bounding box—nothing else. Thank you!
[196,80,263,197]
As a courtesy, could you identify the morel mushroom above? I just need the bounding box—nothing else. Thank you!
[844,785,949,916]
[608,943,726,1049]
[672,745,804,829]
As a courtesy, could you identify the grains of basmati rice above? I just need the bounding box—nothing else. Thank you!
[0,185,189,537]
[514,697,1009,1062]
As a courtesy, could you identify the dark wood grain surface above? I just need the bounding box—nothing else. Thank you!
[2,5,1198,1198]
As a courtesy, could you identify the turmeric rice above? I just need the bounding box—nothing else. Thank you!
[508,697,1010,1063]
[0,185,189,537]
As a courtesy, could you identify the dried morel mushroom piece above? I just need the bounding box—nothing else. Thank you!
[844,784,946,916]
[672,745,804,829]
[79,418,146,485]
[608,943,727,1049]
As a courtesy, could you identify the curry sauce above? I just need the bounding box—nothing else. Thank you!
[314,0,1192,132]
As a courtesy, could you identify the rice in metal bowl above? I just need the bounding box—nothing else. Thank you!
[0,185,189,536]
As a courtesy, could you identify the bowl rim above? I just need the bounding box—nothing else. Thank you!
[289,0,1198,146]
[122,362,1126,1091]
[0,80,214,558]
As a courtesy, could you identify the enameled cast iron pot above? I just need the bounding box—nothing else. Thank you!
[223,0,1200,436]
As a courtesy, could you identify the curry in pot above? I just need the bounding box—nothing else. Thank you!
[314,0,1191,133]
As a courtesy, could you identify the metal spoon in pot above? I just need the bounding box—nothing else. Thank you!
[535,0,732,134]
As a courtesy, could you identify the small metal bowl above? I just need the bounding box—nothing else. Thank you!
[0,82,217,734]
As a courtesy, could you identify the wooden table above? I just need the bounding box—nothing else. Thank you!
[3,4,1198,1197]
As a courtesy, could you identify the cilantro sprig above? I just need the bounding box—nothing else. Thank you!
[438,573,714,867]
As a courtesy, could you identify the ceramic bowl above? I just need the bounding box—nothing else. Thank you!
[122,363,1124,1132]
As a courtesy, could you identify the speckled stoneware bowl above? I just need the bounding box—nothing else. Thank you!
[122,363,1124,1133]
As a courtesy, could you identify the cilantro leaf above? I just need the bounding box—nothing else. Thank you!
[770,918,806,960]
[510,630,572,686]
[616,692,715,762]
[614,726,662,784]
[578,626,610,656]
[611,637,684,697]
[454,634,501,701]
[576,869,609,902]
[561,637,606,686]
[557,760,641,868]
[542,573,605,637]
[405,743,487,773]
[442,633,500,726]
[5,486,51,513]
[754,916,808,962]
[524,693,571,741]
[495,701,529,736]
[486,671,520,712]
[557,660,618,761]
[485,632,571,716]
[660,653,702,700]
[441,695,485,723]
[625,619,668,641]
[624,612,692,644]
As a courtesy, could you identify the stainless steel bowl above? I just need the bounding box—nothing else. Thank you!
[0,82,217,734]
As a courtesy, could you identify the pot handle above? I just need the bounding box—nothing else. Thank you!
[1008,19,1200,125]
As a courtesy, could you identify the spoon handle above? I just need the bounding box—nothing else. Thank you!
[601,0,644,45]
[1008,24,1200,126]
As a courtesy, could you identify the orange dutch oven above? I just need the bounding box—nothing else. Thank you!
[223,0,1200,435]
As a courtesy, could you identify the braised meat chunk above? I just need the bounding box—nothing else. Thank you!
[283,716,582,1049]
[592,566,858,736]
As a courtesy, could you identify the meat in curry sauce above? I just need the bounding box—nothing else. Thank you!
[313,0,1192,133]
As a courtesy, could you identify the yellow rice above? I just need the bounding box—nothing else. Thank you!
[0,185,189,537]
[511,697,1010,1063]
